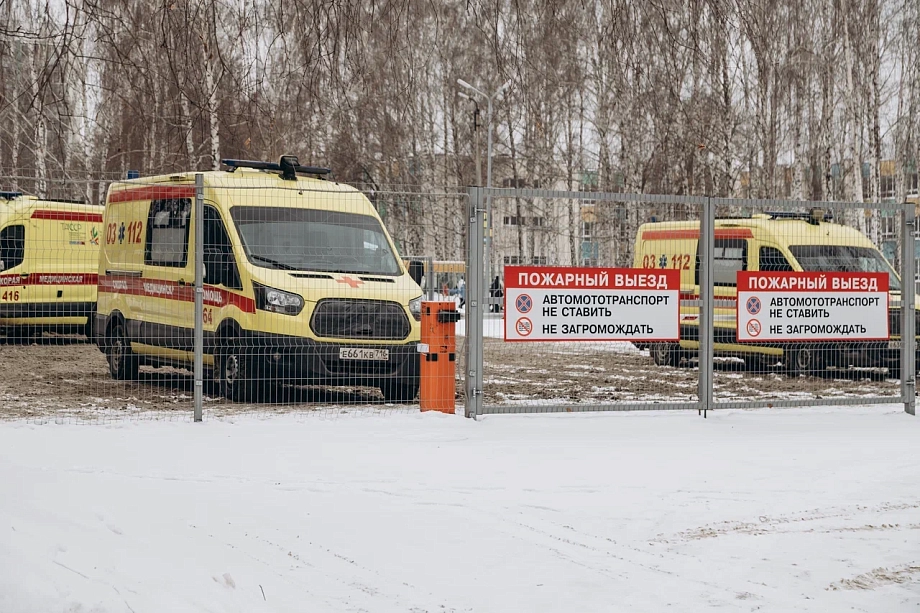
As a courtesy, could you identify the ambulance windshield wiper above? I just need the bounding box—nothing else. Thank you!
[249,254,298,271]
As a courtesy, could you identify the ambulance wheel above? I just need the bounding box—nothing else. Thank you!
[651,342,680,367]
[106,322,139,380]
[380,379,419,403]
[218,339,262,402]
[785,346,823,376]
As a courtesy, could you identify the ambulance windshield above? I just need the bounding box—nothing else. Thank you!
[789,245,901,292]
[230,206,401,275]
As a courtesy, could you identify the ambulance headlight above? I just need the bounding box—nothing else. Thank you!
[408,295,422,321]
[254,282,304,315]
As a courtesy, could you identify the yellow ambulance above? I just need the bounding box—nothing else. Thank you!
[0,191,102,340]
[94,157,423,402]
[633,209,908,375]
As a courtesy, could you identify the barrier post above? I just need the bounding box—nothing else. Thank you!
[465,187,485,418]
[699,197,714,418]
[193,173,204,422]
[419,301,461,413]
[901,201,916,415]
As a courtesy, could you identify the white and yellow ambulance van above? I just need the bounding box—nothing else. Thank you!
[94,157,423,401]
[633,209,909,375]
[0,191,102,340]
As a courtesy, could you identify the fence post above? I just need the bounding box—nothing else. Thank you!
[901,201,916,415]
[193,173,204,422]
[424,256,432,301]
[699,197,715,418]
[465,187,485,418]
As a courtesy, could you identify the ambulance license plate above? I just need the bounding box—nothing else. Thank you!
[339,348,389,361]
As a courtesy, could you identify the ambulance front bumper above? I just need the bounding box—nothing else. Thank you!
[242,331,420,386]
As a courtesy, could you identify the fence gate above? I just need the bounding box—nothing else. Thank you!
[464,187,916,418]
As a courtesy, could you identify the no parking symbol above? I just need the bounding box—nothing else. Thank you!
[746,296,762,315]
[515,294,533,313]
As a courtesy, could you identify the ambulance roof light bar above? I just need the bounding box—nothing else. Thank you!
[764,209,833,225]
[222,156,331,181]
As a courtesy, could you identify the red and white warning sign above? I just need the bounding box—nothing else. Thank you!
[736,271,889,342]
[503,266,680,342]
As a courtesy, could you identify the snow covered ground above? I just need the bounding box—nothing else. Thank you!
[1,406,918,612]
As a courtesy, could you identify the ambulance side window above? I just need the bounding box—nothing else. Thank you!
[203,206,241,290]
[0,225,25,271]
[695,239,747,286]
[145,198,191,267]
[759,246,794,272]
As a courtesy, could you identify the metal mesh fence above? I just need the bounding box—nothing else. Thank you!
[466,187,916,416]
[0,168,468,423]
[707,197,913,410]
[2,169,915,423]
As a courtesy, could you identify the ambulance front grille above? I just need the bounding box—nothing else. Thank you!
[310,299,410,340]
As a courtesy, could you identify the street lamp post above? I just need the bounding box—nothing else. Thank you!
[457,78,511,310]
[457,92,482,187]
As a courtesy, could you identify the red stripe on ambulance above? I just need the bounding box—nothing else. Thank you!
[98,275,255,313]
[640,228,754,241]
[0,273,98,286]
[107,185,196,203]
[31,210,103,223]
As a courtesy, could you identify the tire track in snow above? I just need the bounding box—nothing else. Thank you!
[225,528,464,612]
[828,563,920,591]
[498,514,751,605]
[650,501,920,543]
